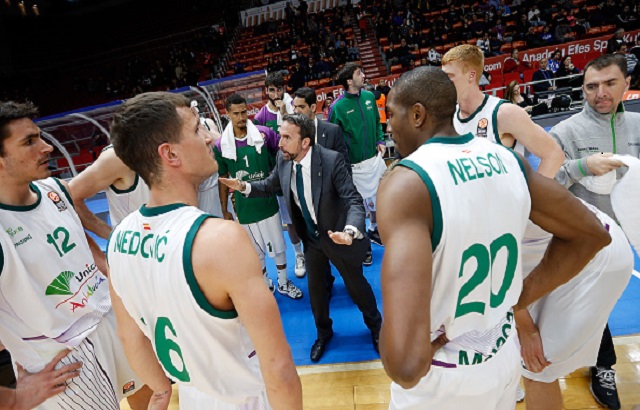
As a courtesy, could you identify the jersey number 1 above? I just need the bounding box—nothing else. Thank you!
[454,233,518,319]
[155,317,191,382]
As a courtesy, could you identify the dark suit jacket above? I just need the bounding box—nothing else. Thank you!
[316,119,351,173]
[248,145,367,255]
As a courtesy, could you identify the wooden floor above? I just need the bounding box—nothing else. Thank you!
[122,335,640,409]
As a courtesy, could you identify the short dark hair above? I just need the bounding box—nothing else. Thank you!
[392,66,457,127]
[110,92,191,188]
[0,101,39,157]
[265,72,286,88]
[282,113,315,146]
[336,62,362,89]
[292,87,317,107]
[225,93,247,110]
[584,54,628,77]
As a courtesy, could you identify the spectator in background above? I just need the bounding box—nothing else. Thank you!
[556,55,582,89]
[488,32,504,55]
[377,79,391,96]
[555,15,577,43]
[515,12,531,40]
[477,32,491,57]
[526,26,546,48]
[540,25,556,44]
[479,70,492,89]
[288,61,306,93]
[505,80,535,114]
[607,28,625,54]
[427,46,442,65]
[615,44,638,78]
[528,5,546,26]
[347,40,360,61]
[548,50,562,73]
[532,57,556,93]
[503,48,531,74]
[321,95,334,120]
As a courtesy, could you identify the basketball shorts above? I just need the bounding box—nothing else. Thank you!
[242,212,286,260]
[36,309,143,409]
[390,333,521,410]
[178,384,271,410]
[276,195,291,225]
[522,221,633,382]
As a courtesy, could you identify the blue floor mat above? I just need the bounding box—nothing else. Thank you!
[86,191,640,366]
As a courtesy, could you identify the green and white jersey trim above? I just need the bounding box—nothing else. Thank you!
[400,134,531,349]
[108,204,265,402]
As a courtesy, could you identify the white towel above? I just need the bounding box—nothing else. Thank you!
[611,155,640,255]
[276,92,295,126]
[220,120,264,161]
[578,170,617,195]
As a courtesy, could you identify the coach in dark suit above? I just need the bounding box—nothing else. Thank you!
[292,87,351,172]
[220,114,381,363]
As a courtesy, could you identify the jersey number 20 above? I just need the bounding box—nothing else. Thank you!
[455,233,518,318]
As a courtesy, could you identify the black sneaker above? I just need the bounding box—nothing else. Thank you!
[590,366,621,409]
[368,228,383,246]
[363,250,373,266]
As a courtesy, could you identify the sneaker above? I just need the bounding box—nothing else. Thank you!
[516,384,525,403]
[590,366,621,409]
[277,280,303,299]
[295,254,306,278]
[264,275,275,293]
[363,250,373,266]
[368,228,383,246]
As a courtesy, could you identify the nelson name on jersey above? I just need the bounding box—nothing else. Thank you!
[447,151,509,186]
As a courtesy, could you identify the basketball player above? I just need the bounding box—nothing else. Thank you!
[216,93,302,299]
[377,67,610,409]
[0,100,151,409]
[442,45,564,178]
[516,201,633,410]
[70,118,223,239]
[107,91,302,409]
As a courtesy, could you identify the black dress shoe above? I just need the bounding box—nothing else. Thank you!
[310,338,331,362]
[371,328,380,353]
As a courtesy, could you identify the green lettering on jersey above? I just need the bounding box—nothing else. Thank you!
[448,159,467,185]
[113,230,168,263]
[459,350,484,366]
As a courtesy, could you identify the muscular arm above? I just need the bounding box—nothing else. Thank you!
[68,149,134,239]
[108,278,172,398]
[192,220,302,409]
[377,167,433,389]
[58,179,108,274]
[497,103,564,178]
[514,155,611,311]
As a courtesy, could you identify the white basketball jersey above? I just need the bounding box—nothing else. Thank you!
[454,94,525,155]
[106,172,150,227]
[0,178,110,370]
[108,204,265,404]
[399,133,530,345]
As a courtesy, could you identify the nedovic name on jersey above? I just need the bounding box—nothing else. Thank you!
[108,204,264,403]
[454,94,525,155]
[0,178,110,371]
[398,133,531,366]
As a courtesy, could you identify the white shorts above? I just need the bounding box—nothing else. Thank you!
[522,222,633,382]
[242,212,286,260]
[178,384,271,410]
[36,310,143,409]
[390,334,521,410]
[276,195,291,225]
